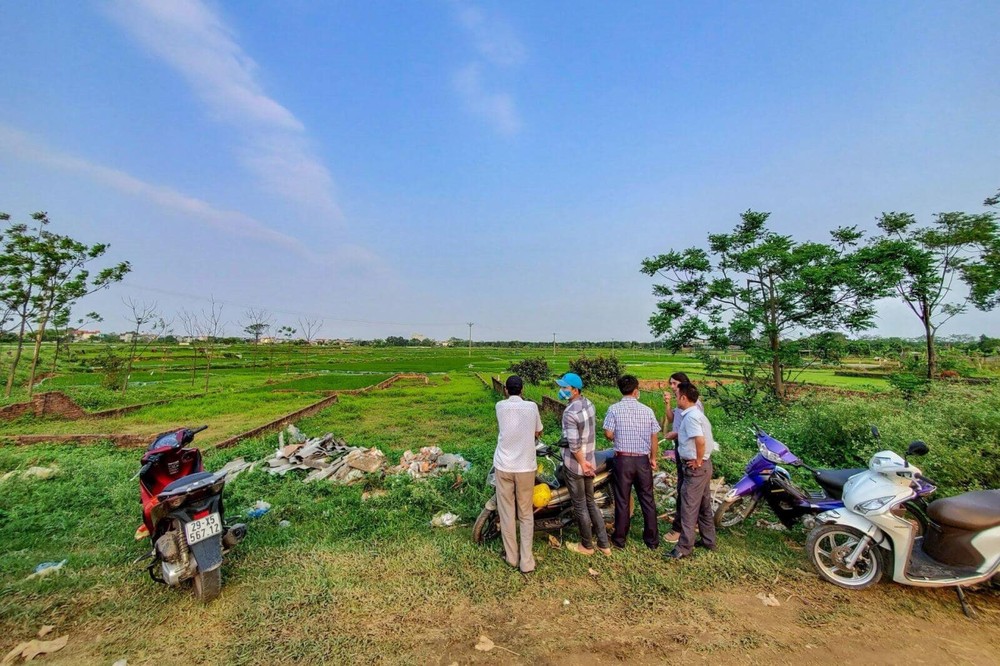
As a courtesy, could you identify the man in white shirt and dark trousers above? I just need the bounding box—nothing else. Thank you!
[494,375,543,573]
[668,382,718,560]
[603,374,661,550]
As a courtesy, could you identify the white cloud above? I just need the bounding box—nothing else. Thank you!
[450,1,525,135]
[453,3,526,67]
[453,63,521,136]
[104,0,340,218]
[0,124,312,257]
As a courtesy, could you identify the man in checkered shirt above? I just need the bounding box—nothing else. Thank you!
[603,374,661,549]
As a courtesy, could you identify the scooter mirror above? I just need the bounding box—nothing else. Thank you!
[906,440,929,457]
[870,425,881,439]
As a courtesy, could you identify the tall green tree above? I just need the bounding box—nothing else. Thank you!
[872,209,1000,378]
[641,210,892,399]
[0,212,130,397]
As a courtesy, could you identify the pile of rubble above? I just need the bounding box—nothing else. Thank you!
[265,430,387,485]
[247,426,471,486]
[389,446,471,479]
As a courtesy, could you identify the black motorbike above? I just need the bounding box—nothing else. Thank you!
[472,440,617,543]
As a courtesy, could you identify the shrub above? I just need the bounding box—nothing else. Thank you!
[95,348,126,391]
[568,355,624,386]
[507,357,550,385]
[888,372,931,401]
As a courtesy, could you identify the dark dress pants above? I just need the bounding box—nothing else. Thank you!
[612,455,659,549]
[676,459,717,555]
[670,445,684,533]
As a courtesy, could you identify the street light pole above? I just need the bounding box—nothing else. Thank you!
[552,333,556,357]
[467,322,474,357]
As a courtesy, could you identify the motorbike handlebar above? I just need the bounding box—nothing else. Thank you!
[190,425,209,434]
[915,472,937,488]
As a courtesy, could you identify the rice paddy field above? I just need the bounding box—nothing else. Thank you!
[1,343,998,664]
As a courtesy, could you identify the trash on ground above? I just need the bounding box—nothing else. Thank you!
[217,457,254,481]
[36,627,54,639]
[2,466,60,484]
[246,501,271,519]
[755,519,787,531]
[112,660,128,666]
[26,560,67,580]
[474,636,495,652]
[562,599,571,606]
[547,534,562,549]
[278,520,291,529]
[756,592,781,607]
[2,635,68,665]
[389,447,471,479]
[588,568,600,577]
[430,511,460,528]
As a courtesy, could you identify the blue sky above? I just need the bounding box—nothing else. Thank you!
[1,1,998,341]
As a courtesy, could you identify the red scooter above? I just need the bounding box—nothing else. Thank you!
[136,426,246,601]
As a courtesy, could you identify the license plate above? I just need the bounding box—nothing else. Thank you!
[184,513,222,544]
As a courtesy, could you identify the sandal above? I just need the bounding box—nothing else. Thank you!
[565,542,595,556]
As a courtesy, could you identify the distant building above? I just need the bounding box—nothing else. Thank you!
[72,329,100,341]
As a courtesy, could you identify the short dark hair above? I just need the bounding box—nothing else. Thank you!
[505,375,524,396]
[677,381,699,404]
[617,374,639,395]
[670,372,691,383]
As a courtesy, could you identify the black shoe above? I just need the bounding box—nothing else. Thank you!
[694,540,717,551]
[665,548,688,561]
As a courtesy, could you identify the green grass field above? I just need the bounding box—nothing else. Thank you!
[1,346,998,664]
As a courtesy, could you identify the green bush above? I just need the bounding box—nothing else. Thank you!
[507,357,550,385]
[568,355,624,386]
[887,372,931,401]
[709,383,1000,497]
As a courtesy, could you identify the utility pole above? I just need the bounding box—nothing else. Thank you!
[467,322,474,357]
[552,333,556,357]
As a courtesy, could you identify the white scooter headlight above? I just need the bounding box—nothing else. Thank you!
[854,495,896,514]
[757,441,784,464]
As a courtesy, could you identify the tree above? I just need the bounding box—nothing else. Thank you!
[641,210,893,399]
[277,325,296,373]
[178,308,202,386]
[201,297,225,391]
[872,209,1000,378]
[121,298,170,397]
[240,308,273,370]
[507,357,550,384]
[50,310,101,374]
[0,212,130,397]
[298,317,323,344]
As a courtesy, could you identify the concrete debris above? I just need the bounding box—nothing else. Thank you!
[217,457,253,481]
[389,447,471,479]
[652,472,731,518]
[264,427,387,485]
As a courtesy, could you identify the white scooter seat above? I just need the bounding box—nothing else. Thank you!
[928,489,1000,531]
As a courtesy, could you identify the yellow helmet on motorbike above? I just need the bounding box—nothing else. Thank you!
[532,483,551,509]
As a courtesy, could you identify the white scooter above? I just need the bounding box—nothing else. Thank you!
[806,432,1000,617]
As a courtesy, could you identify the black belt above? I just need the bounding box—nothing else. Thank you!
[615,451,649,457]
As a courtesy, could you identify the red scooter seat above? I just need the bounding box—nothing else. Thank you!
[929,489,1000,531]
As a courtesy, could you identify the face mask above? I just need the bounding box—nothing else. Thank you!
[558,388,572,400]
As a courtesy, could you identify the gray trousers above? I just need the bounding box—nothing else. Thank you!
[565,468,610,550]
[495,470,536,573]
[676,459,717,555]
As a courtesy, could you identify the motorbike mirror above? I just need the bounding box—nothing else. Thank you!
[870,425,881,439]
[906,440,929,457]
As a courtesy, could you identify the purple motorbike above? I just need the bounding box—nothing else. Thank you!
[714,425,867,530]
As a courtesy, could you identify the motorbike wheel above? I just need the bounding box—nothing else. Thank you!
[714,495,759,529]
[807,524,884,590]
[192,567,222,602]
[472,508,500,544]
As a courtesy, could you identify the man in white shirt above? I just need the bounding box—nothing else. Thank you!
[668,382,719,560]
[494,375,543,573]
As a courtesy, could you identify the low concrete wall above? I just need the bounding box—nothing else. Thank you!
[2,433,151,448]
[0,392,87,421]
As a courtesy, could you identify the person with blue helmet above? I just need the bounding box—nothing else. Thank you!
[557,372,611,556]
